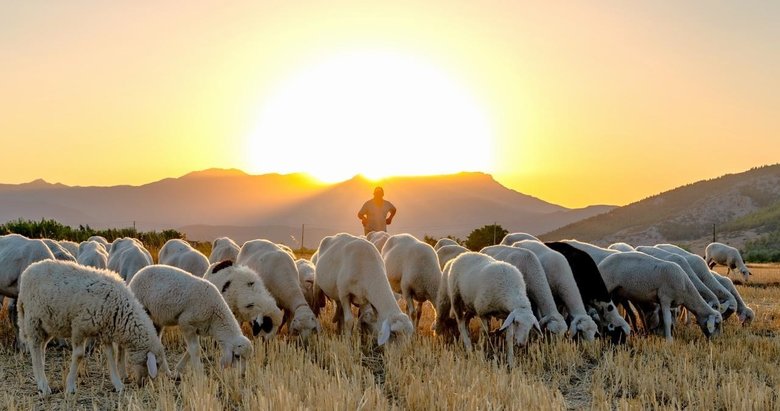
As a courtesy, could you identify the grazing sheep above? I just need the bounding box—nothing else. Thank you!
[432,260,459,339]
[598,252,722,341]
[296,258,326,315]
[0,234,55,348]
[705,242,751,282]
[159,239,210,277]
[512,240,599,341]
[655,244,738,317]
[436,244,469,270]
[107,239,153,282]
[58,240,80,258]
[204,260,284,340]
[481,245,568,337]
[41,239,77,262]
[634,246,720,312]
[712,271,754,326]
[18,260,168,395]
[237,239,320,339]
[500,232,540,246]
[608,242,635,252]
[88,235,111,251]
[77,240,109,269]
[79,239,107,255]
[559,239,619,265]
[366,231,390,252]
[381,233,442,328]
[433,237,459,251]
[129,264,252,373]
[313,233,413,345]
[446,252,540,366]
[209,237,240,264]
[545,242,632,340]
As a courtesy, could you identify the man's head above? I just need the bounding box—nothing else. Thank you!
[373,186,384,199]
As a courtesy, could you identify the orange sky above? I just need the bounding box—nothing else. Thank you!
[1,2,778,208]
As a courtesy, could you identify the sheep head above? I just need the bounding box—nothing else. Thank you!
[538,313,568,337]
[499,309,540,346]
[696,312,723,338]
[220,335,252,371]
[289,305,321,339]
[377,313,414,346]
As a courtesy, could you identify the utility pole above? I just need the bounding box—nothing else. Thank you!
[300,224,305,253]
[493,222,497,245]
[712,223,716,243]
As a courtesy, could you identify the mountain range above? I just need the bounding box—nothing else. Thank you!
[540,163,780,254]
[0,169,614,248]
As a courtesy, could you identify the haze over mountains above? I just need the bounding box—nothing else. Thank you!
[0,169,614,247]
[540,163,780,254]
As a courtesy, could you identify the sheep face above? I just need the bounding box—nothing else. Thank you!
[738,307,754,326]
[594,301,632,338]
[289,307,320,339]
[739,267,751,282]
[377,313,414,346]
[539,314,568,337]
[128,348,165,385]
[251,308,283,340]
[499,311,541,346]
[696,313,722,338]
[220,335,252,371]
[569,315,598,341]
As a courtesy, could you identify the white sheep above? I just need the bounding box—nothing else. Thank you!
[655,244,738,317]
[79,239,107,255]
[512,240,599,341]
[500,232,540,245]
[17,260,168,395]
[41,238,77,261]
[88,235,111,251]
[204,260,284,340]
[236,239,320,339]
[107,239,153,282]
[58,240,80,259]
[313,233,414,345]
[445,252,540,366]
[436,244,469,270]
[481,245,568,337]
[608,242,635,252]
[711,270,754,326]
[381,233,442,328]
[366,230,390,252]
[77,240,109,269]
[705,242,751,282]
[634,246,721,312]
[433,237,459,251]
[295,258,326,315]
[598,251,722,340]
[0,234,55,349]
[209,237,240,264]
[559,239,619,265]
[159,239,210,277]
[129,264,252,373]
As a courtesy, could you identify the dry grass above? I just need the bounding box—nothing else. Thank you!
[1,265,779,410]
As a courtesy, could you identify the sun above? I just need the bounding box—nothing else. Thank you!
[244,50,495,182]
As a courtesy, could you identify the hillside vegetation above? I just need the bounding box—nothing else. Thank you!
[541,164,780,259]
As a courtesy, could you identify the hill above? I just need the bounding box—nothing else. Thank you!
[540,164,780,254]
[0,170,614,247]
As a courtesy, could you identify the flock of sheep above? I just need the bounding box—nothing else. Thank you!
[0,231,755,395]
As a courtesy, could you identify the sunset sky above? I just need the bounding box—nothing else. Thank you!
[1,2,778,208]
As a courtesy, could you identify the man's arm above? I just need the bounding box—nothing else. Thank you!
[386,202,397,225]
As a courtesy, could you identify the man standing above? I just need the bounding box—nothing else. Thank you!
[357,186,397,235]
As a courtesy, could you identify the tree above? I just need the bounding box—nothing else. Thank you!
[422,234,462,248]
[464,224,508,251]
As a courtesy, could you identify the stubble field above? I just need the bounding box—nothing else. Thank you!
[0,257,778,410]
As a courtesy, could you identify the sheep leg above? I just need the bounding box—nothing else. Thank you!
[416,301,424,327]
[29,337,51,395]
[65,339,86,394]
[505,323,515,369]
[333,302,344,332]
[177,328,203,373]
[661,303,673,341]
[116,343,128,381]
[102,343,124,392]
[339,296,355,337]
[404,293,417,328]
[478,316,490,344]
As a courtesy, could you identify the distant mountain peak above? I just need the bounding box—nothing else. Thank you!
[180,168,249,179]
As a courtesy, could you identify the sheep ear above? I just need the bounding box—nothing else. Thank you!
[568,319,578,337]
[500,311,517,331]
[533,318,542,334]
[212,260,233,274]
[706,315,716,334]
[147,352,158,379]
[377,319,391,346]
